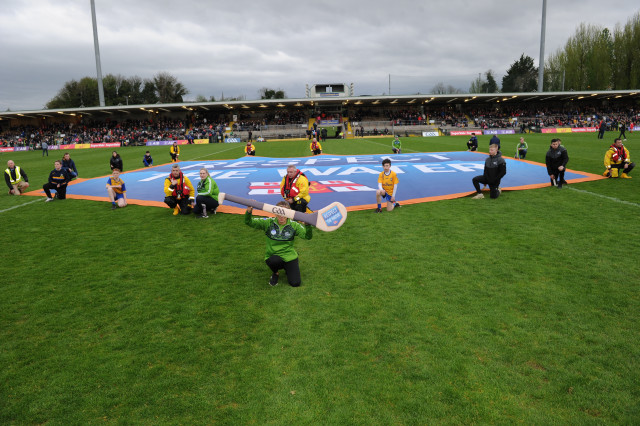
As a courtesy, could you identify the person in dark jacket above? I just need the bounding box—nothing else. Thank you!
[43,160,70,201]
[61,152,78,178]
[472,144,506,199]
[143,151,153,167]
[467,133,478,151]
[110,151,123,171]
[545,138,569,188]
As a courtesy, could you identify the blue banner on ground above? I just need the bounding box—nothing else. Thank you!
[63,152,602,210]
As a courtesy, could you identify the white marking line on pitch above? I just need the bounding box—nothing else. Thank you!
[0,198,43,214]
[367,139,420,153]
[187,144,240,161]
[567,186,640,208]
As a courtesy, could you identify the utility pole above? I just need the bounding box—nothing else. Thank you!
[91,0,105,106]
[538,0,547,93]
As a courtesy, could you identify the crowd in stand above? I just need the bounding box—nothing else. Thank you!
[1,104,637,147]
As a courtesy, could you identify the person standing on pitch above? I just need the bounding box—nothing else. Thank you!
[310,138,322,155]
[545,138,569,188]
[392,135,402,154]
[106,168,127,210]
[170,141,180,162]
[603,138,634,178]
[164,164,194,215]
[244,201,313,287]
[618,121,627,141]
[5,160,30,195]
[467,133,478,151]
[471,143,506,199]
[280,164,311,213]
[375,158,400,212]
[193,168,219,218]
[43,160,70,201]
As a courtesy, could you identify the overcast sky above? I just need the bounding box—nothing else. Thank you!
[1,0,638,111]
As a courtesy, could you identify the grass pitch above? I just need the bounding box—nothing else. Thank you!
[1,132,639,423]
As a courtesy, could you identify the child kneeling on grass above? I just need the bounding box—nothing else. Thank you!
[244,201,313,287]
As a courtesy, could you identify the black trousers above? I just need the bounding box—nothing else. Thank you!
[472,175,500,198]
[611,162,635,174]
[265,255,301,287]
[290,198,308,213]
[43,182,66,199]
[164,196,192,214]
[193,195,219,215]
[549,169,566,186]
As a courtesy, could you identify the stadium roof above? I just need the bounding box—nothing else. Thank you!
[1,90,638,121]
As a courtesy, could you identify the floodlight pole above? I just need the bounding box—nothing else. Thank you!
[537,0,547,93]
[91,0,105,107]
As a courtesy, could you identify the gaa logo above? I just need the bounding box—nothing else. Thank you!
[272,207,286,216]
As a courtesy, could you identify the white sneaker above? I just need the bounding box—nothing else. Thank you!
[472,193,484,199]
[45,197,54,202]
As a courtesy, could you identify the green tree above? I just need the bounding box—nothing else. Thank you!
[481,70,499,93]
[152,72,188,103]
[469,74,484,93]
[612,11,640,89]
[46,77,99,109]
[141,80,158,104]
[543,49,567,91]
[259,88,286,99]
[502,54,538,92]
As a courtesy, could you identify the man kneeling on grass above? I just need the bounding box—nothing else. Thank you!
[106,168,127,210]
[471,143,506,199]
[244,201,313,287]
[164,164,194,215]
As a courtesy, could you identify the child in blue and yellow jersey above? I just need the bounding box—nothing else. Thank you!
[375,158,400,212]
[106,168,127,209]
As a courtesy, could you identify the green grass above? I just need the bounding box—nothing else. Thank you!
[1,132,639,423]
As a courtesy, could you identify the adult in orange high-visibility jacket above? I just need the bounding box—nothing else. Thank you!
[309,138,322,155]
[244,142,256,156]
[164,164,195,215]
[603,138,634,178]
[280,164,310,213]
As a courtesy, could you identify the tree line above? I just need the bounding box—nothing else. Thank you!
[434,11,640,94]
[46,72,190,109]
